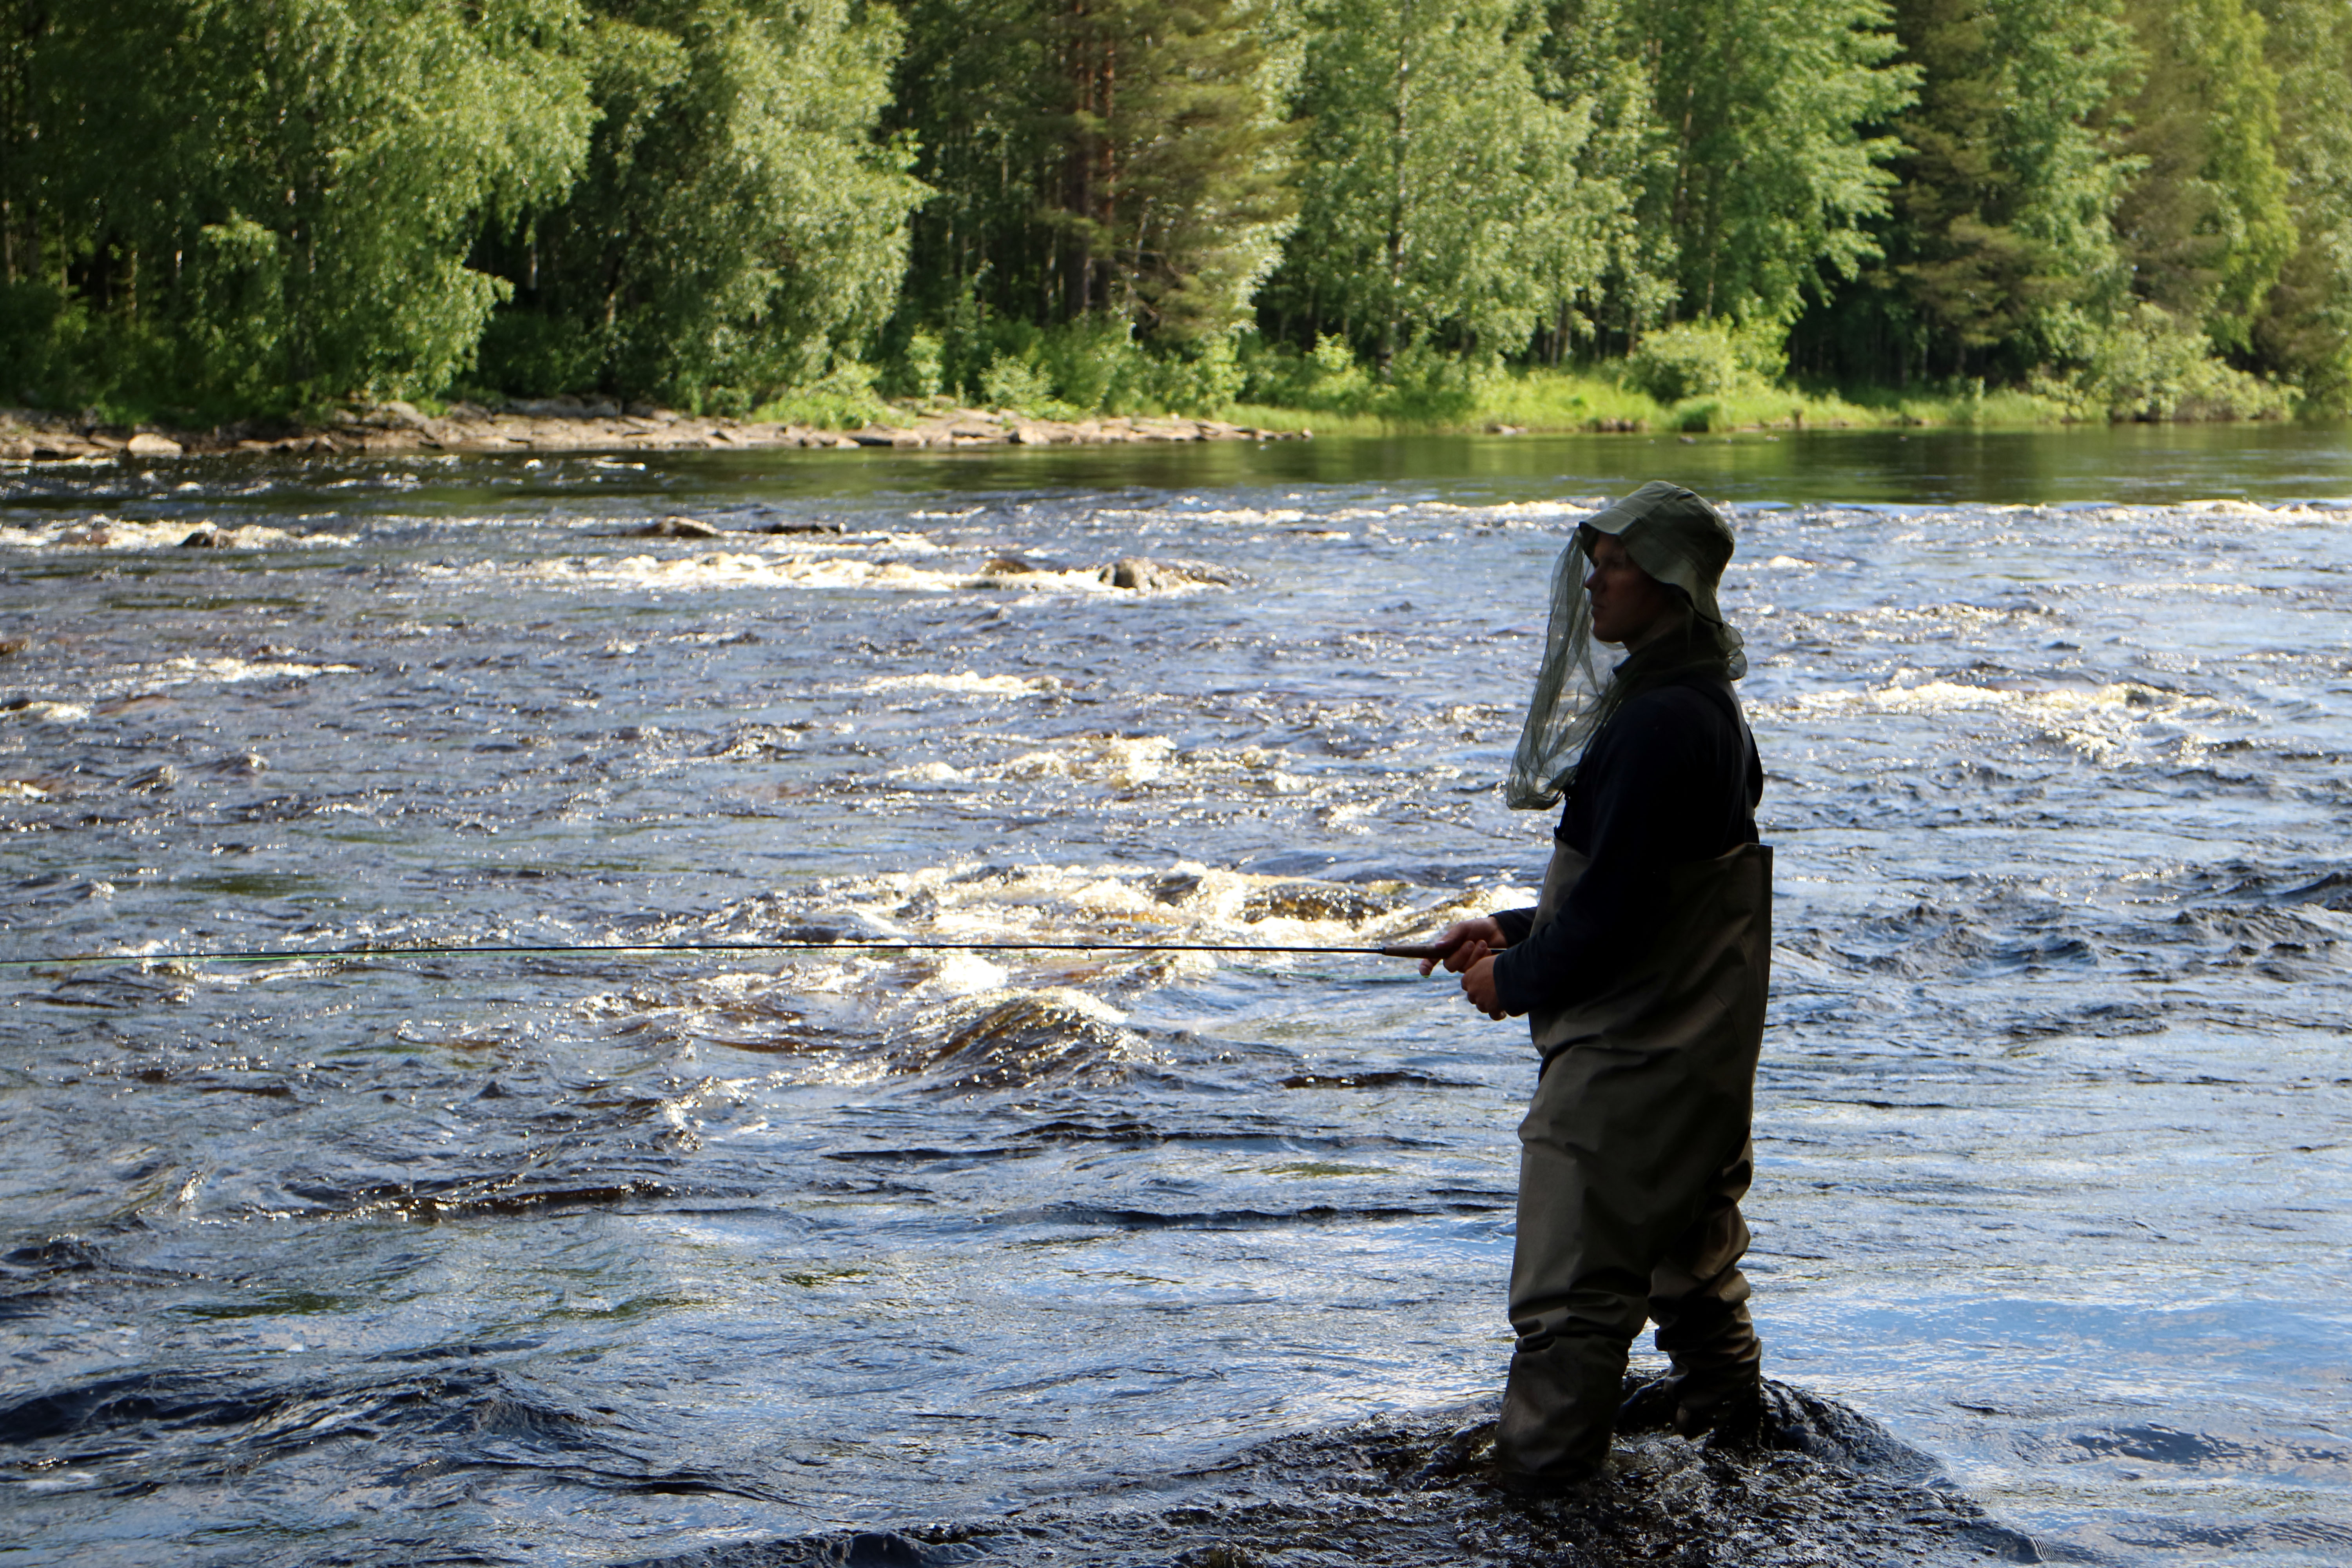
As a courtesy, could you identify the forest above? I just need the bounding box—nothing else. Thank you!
[2,0,2349,427]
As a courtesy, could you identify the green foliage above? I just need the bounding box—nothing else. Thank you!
[1878,0,2140,379]
[750,361,891,427]
[1033,316,1138,410]
[0,0,2345,421]
[2113,0,2296,356]
[1229,359,2073,434]
[2250,0,2352,407]
[979,353,1056,412]
[473,0,924,405]
[472,311,604,399]
[1264,0,1622,369]
[898,330,946,400]
[1626,319,1786,402]
[2040,299,2291,418]
[7,0,592,416]
[1619,0,1918,327]
[889,0,1298,344]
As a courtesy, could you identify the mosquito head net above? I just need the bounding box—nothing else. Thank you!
[1503,481,1747,809]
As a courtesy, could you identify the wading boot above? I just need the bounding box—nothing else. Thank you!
[1493,1332,1624,1493]
[1615,1375,1678,1434]
[1684,1379,1768,1455]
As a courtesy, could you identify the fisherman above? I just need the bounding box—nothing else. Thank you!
[1423,480,1771,1494]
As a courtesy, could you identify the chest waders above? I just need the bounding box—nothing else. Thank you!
[1494,837,1773,1480]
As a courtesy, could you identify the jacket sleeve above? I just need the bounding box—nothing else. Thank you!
[1492,906,1538,945]
[1488,695,1702,1017]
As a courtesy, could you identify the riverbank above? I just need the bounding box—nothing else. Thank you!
[0,399,1310,463]
[1234,375,2077,437]
[1226,361,2303,436]
[3,358,2312,465]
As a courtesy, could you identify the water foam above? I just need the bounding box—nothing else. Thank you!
[0,517,350,552]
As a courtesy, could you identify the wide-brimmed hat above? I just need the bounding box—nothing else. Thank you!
[1578,480,1735,626]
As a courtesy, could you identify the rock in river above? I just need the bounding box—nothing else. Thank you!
[1101,556,1244,590]
[611,1381,2043,1568]
[638,515,722,539]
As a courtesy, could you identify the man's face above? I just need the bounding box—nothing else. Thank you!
[1584,532,1679,647]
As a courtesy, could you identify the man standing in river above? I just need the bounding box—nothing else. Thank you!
[1424,480,1773,1493]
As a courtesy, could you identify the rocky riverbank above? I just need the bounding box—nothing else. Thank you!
[0,398,1309,463]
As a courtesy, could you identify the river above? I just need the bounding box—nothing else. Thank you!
[3,423,2349,1564]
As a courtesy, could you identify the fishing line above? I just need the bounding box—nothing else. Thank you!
[0,937,1454,970]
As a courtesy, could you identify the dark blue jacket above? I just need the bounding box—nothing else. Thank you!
[1490,673,1761,1018]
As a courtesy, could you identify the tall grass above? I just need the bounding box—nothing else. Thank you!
[747,340,2220,435]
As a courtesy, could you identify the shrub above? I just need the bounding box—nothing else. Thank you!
[895,330,945,399]
[1236,332,1374,412]
[1627,318,1784,403]
[750,361,889,428]
[1152,334,1245,414]
[475,312,604,400]
[1036,317,1142,411]
[979,352,1053,410]
[2040,303,2292,421]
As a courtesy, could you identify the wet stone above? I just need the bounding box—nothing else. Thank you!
[613,1385,2043,1568]
[1101,556,1244,590]
[1241,881,1401,924]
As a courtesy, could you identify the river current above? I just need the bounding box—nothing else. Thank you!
[3,427,2349,1565]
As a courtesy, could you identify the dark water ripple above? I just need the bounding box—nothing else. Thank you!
[3,430,2350,1564]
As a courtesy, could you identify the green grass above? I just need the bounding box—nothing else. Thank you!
[1247,367,2078,436]
[726,358,2285,436]
[869,365,2083,437]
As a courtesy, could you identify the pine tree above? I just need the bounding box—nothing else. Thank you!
[1877,0,2138,381]
[1040,0,1301,337]
[2250,0,2352,404]
[2112,0,2295,357]
[891,0,1296,345]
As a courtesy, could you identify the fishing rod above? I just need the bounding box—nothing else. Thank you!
[0,936,1458,970]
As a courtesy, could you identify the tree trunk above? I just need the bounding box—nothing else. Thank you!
[1379,0,1412,381]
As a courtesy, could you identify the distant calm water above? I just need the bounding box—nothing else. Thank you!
[4,423,2349,1564]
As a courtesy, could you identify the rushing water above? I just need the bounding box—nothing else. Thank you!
[3,425,2350,1566]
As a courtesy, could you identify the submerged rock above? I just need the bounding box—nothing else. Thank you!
[904,995,1140,1091]
[1240,880,1401,924]
[638,515,722,539]
[614,1381,2042,1567]
[1101,556,1245,590]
